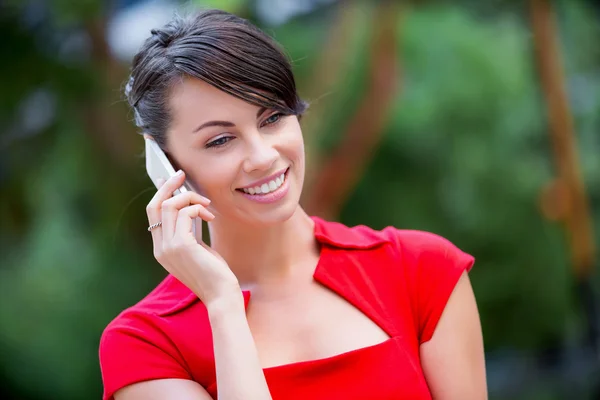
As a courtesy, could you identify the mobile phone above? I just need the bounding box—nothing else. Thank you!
[145,137,202,240]
[145,138,194,195]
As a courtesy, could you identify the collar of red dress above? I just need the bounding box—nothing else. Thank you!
[146,217,390,317]
[311,216,389,249]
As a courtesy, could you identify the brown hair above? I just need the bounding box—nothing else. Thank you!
[124,9,308,148]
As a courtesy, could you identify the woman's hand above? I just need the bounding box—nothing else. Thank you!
[146,170,241,307]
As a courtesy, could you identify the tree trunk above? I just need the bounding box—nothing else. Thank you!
[530,0,596,278]
[302,1,403,220]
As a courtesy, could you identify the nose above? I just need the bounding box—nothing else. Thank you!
[242,133,278,173]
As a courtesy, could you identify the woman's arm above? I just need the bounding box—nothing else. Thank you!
[114,292,271,400]
[208,292,273,399]
[420,272,487,400]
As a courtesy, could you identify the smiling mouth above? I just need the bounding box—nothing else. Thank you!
[236,168,289,195]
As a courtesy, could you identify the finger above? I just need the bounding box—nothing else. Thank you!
[157,170,186,198]
[147,171,185,224]
[147,171,208,227]
[161,190,212,238]
[146,173,188,253]
[146,200,166,250]
[146,216,163,256]
[158,171,210,205]
[175,204,215,239]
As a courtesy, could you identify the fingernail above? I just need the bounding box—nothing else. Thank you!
[176,170,183,176]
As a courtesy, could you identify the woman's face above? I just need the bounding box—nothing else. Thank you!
[165,77,305,226]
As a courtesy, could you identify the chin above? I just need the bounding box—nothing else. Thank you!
[233,189,301,227]
[264,203,299,225]
[244,199,300,226]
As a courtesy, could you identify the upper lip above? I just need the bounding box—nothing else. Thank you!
[237,167,288,190]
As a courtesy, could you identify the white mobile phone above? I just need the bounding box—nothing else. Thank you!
[145,137,202,240]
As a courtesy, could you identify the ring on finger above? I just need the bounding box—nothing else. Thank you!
[148,221,162,231]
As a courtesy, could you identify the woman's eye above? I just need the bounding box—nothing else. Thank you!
[263,113,283,126]
[206,136,233,148]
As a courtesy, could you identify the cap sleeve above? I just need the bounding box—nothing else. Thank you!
[99,312,192,400]
[392,230,475,344]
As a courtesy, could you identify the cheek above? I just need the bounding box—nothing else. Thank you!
[179,154,232,197]
[283,123,305,161]
[192,164,234,195]
[169,141,237,199]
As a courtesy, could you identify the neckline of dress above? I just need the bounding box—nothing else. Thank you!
[261,335,399,373]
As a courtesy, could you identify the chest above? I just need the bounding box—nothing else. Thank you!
[206,279,432,399]
[245,279,391,369]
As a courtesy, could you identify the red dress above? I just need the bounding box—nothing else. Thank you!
[100,217,474,399]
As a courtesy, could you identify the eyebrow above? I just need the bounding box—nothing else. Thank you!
[193,120,234,133]
[192,107,268,133]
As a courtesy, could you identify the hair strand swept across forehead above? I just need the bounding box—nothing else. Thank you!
[124,9,308,148]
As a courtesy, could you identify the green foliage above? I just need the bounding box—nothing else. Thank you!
[193,0,247,13]
[344,6,584,349]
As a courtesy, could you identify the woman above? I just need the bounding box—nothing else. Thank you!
[100,9,487,400]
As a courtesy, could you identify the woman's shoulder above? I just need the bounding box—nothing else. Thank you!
[312,216,469,259]
[99,275,208,399]
[100,274,202,348]
[313,216,475,288]
[312,217,475,343]
[111,274,197,321]
[99,274,218,396]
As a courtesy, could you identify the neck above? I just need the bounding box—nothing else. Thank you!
[206,207,317,287]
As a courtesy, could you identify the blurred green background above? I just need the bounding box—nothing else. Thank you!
[1,0,599,399]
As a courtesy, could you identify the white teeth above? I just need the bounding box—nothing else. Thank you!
[241,171,287,195]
